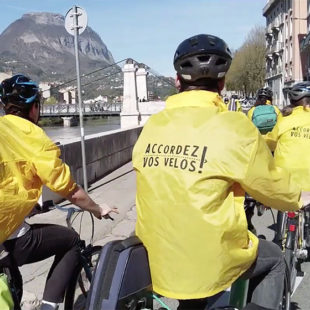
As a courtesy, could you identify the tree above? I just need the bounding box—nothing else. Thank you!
[44,96,57,105]
[226,26,266,97]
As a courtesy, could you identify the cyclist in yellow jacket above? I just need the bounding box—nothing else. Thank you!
[265,82,310,189]
[247,88,282,130]
[265,82,310,244]
[224,97,242,112]
[133,34,308,310]
[0,75,118,310]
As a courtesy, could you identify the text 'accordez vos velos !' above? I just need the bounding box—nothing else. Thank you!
[291,126,310,139]
[142,143,208,173]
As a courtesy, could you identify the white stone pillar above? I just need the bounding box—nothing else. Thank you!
[70,90,76,104]
[62,117,73,127]
[63,91,70,104]
[121,59,140,128]
[136,65,148,102]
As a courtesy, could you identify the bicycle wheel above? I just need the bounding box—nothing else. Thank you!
[64,245,102,310]
[284,247,297,294]
[280,262,291,310]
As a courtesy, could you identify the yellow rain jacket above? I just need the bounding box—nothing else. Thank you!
[265,106,310,190]
[226,99,242,112]
[0,115,76,243]
[133,90,301,299]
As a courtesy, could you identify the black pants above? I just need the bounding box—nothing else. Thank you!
[178,239,284,310]
[0,224,80,303]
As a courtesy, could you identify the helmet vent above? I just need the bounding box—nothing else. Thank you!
[215,58,227,66]
[197,55,210,63]
[180,61,193,68]
[208,39,216,46]
[189,37,199,47]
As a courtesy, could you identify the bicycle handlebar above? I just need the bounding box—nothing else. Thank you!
[29,200,84,228]
[29,200,96,243]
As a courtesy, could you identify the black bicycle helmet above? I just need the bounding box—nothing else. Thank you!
[288,82,310,101]
[0,74,40,106]
[173,34,232,82]
[257,87,273,100]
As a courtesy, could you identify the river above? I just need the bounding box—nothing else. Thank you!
[43,116,120,144]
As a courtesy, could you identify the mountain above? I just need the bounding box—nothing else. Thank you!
[0,12,175,100]
[0,12,115,81]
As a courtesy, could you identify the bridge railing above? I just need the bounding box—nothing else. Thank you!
[41,101,122,115]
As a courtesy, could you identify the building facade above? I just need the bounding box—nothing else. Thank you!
[263,0,307,108]
[300,0,310,79]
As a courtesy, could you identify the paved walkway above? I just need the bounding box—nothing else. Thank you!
[20,162,138,310]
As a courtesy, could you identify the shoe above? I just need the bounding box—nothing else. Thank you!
[40,303,59,310]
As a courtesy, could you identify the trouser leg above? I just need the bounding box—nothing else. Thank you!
[241,239,285,310]
[3,224,80,303]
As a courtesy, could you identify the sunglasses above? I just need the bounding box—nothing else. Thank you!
[12,76,39,104]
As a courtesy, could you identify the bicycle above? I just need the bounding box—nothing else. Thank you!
[46,201,102,310]
[0,200,102,310]
[87,234,291,310]
[243,196,290,310]
[278,205,310,294]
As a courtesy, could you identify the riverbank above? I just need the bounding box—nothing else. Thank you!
[38,117,63,126]
[42,116,120,143]
[38,115,115,127]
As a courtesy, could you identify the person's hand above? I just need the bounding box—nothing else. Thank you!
[301,191,310,208]
[93,203,119,220]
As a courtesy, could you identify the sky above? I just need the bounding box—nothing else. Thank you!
[0,0,267,77]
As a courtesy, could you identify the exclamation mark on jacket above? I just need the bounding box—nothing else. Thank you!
[198,146,208,173]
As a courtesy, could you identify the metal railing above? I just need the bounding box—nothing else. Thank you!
[41,102,122,116]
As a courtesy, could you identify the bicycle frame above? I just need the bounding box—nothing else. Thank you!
[285,210,307,260]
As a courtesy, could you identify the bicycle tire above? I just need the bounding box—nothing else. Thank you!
[64,245,102,310]
[284,248,297,294]
[280,261,291,310]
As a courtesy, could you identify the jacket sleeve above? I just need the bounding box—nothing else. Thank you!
[239,131,302,211]
[34,137,77,197]
[263,122,279,152]
[247,107,254,120]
